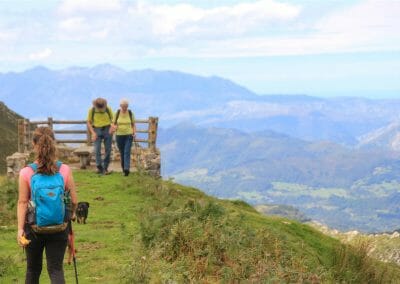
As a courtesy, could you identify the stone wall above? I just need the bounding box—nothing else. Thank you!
[110,144,161,177]
[6,152,29,179]
[57,144,79,163]
[6,143,161,178]
[135,147,161,177]
[72,143,161,177]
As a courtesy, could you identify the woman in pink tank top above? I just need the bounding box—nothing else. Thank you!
[17,127,78,284]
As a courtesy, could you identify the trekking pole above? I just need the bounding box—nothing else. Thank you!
[68,221,79,284]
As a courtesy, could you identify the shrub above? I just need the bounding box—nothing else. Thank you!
[128,198,321,282]
[331,239,395,283]
[0,179,17,225]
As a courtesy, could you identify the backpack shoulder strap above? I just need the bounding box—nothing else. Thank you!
[91,107,112,124]
[114,109,121,124]
[128,110,133,124]
[56,161,62,172]
[91,107,95,124]
[28,163,38,173]
[106,106,112,122]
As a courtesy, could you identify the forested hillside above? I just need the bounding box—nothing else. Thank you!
[0,102,22,173]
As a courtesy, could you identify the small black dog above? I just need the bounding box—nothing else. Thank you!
[76,202,90,224]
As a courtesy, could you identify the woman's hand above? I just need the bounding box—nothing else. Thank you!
[71,211,77,222]
[109,125,117,134]
[17,229,30,247]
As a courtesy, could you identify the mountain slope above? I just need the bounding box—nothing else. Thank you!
[0,102,23,172]
[358,121,400,151]
[1,172,399,282]
[159,124,400,232]
[159,124,398,189]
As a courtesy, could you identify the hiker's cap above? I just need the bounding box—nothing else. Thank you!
[93,98,107,110]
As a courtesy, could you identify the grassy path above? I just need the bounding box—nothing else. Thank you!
[1,171,151,283]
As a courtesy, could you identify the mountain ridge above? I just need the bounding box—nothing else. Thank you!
[1,65,400,145]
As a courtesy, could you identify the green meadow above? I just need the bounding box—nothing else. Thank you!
[1,171,400,283]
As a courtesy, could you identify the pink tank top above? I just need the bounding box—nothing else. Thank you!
[20,163,71,192]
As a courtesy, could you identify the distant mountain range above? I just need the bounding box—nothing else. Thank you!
[0,64,253,121]
[1,65,400,146]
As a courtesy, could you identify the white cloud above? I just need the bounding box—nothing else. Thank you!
[29,48,52,60]
[55,0,301,43]
[58,16,114,40]
[128,0,301,38]
[0,27,19,43]
[314,0,400,53]
[3,0,400,66]
[91,28,110,39]
[59,0,122,14]
[59,17,86,33]
[148,0,400,57]
[129,2,204,36]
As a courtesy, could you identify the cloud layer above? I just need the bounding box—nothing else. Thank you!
[0,0,399,64]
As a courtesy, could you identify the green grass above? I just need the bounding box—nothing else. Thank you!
[1,171,400,283]
[271,182,349,198]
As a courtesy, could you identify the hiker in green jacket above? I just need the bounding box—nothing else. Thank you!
[87,98,114,175]
[111,98,136,176]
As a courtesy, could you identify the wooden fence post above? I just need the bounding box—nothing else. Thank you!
[86,123,91,145]
[24,119,31,153]
[48,117,53,130]
[148,117,158,150]
[18,119,24,153]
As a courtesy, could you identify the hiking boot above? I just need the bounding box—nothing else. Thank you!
[96,166,104,175]
[104,169,112,175]
[124,170,129,176]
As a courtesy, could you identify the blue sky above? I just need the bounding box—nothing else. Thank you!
[0,0,399,98]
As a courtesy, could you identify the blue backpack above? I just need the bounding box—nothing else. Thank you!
[28,161,68,233]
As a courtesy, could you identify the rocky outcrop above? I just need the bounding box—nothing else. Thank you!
[310,221,400,266]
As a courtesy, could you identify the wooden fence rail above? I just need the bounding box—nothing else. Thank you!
[18,117,158,152]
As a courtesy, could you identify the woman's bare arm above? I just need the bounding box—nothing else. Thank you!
[17,173,29,246]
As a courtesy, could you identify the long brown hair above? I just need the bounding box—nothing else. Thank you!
[32,127,58,174]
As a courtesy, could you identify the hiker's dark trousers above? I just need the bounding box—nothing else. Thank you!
[93,125,112,171]
[25,230,68,284]
[116,134,133,171]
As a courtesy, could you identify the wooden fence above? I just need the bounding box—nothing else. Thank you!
[17,117,158,152]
